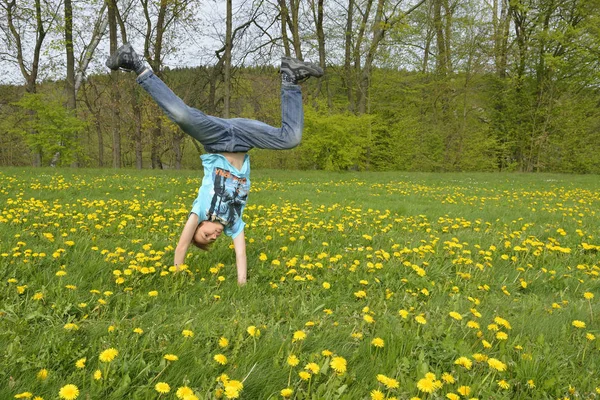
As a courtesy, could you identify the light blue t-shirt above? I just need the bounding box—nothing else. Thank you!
[190,154,250,238]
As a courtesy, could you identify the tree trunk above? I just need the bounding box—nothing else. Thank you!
[64,0,76,110]
[344,0,355,111]
[357,0,385,115]
[223,0,233,118]
[434,0,447,77]
[107,0,121,168]
[279,0,291,56]
[5,0,48,166]
[51,0,77,168]
[289,0,302,58]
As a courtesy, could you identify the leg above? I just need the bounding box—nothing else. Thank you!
[137,71,232,152]
[228,57,323,152]
[107,43,233,152]
[229,85,303,152]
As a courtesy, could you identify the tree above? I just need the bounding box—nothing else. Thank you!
[8,92,86,165]
[1,0,60,166]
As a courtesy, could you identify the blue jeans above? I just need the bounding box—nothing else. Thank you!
[137,71,303,153]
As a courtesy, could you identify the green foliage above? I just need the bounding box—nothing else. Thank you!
[300,105,373,171]
[8,93,86,166]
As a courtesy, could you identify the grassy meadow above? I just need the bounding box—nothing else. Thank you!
[1,168,599,400]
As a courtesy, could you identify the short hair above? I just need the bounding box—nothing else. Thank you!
[191,221,213,251]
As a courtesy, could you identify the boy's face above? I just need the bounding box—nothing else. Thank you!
[194,221,224,245]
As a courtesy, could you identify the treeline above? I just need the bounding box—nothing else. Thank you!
[1,0,599,172]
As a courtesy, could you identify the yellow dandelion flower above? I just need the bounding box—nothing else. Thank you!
[497,380,510,389]
[164,354,178,361]
[299,371,311,380]
[214,354,228,365]
[454,356,473,370]
[383,377,399,389]
[466,320,480,329]
[330,356,347,375]
[586,333,596,341]
[224,386,239,399]
[280,388,293,398]
[417,378,436,394]
[182,329,194,337]
[446,393,460,400]
[155,382,170,394]
[148,290,158,297]
[37,369,48,380]
[293,330,307,342]
[75,358,86,369]
[305,362,320,374]
[184,395,199,400]
[219,337,229,348]
[14,392,33,399]
[370,389,385,400]
[321,349,333,357]
[371,337,385,348]
[226,380,243,391]
[63,323,79,331]
[287,354,299,367]
[457,386,471,396]
[482,340,492,348]
[247,326,260,337]
[363,314,375,324]
[354,290,367,299]
[322,282,331,289]
[449,311,462,321]
[99,348,118,363]
[398,309,409,319]
[133,327,144,335]
[176,386,194,399]
[93,370,102,380]
[572,320,586,329]
[415,315,427,325]
[583,292,594,300]
[487,358,507,372]
[494,316,512,329]
[496,332,508,340]
[58,384,79,400]
[527,380,535,389]
[472,352,488,362]
[441,373,455,384]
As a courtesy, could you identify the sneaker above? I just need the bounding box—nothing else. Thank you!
[105,43,145,74]
[280,56,324,84]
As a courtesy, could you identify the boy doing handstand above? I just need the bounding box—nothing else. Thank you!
[105,44,323,284]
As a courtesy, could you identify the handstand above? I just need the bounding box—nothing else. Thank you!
[105,43,323,285]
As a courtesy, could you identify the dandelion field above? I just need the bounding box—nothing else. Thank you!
[1,168,599,400]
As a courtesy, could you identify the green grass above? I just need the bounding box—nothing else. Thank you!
[1,168,599,400]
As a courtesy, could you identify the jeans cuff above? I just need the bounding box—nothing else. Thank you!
[136,69,155,84]
[281,84,301,92]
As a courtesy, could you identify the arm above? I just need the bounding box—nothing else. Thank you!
[174,213,199,269]
[233,229,247,285]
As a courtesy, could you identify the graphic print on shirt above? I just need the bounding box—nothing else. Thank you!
[207,167,249,226]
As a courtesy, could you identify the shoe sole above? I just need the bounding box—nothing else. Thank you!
[105,43,136,71]
[281,57,324,78]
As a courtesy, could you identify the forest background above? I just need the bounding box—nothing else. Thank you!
[1,0,599,173]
